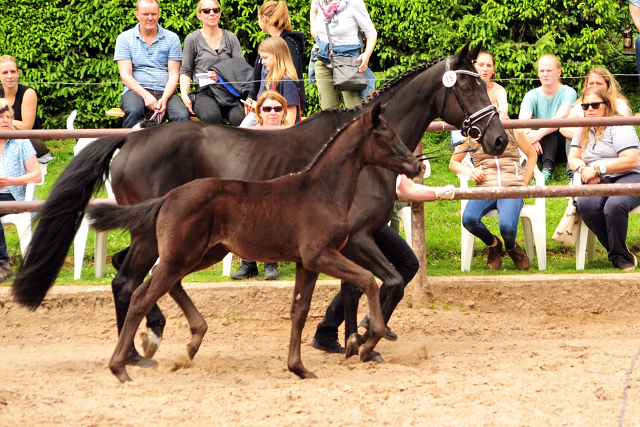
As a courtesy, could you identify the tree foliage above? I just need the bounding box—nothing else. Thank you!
[0,0,632,128]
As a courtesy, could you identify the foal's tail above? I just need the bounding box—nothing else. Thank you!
[12,135,129,309]
[86,197,166,233]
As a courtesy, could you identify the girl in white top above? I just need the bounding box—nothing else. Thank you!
[560,67,632,140]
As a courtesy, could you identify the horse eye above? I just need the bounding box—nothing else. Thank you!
[461,86,471,94]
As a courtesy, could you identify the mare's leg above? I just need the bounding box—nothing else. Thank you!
[167,245,230,360]
[110,229,164,365]
[288,265,319,379]
[111,247,129,271]
[305,249,385,362]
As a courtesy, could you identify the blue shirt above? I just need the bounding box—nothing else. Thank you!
[2,139,37,201]
[258,67,301,123]
[520,85,577,119]
[114,24,183,93]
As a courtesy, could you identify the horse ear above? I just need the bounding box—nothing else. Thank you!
[467,42,483,62]
[380,101,391,115]
[370,101,383,124]
[453,43,471,68]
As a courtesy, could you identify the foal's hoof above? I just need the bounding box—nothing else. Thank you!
[110,367,133,383]
[289,366,318,379]
[362,350,384,364]
[142,331,162,359]
[186,344,198,360]
[126,352,159,369]
[345,333,364,359]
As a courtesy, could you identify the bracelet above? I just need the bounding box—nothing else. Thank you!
[575,165,585,174]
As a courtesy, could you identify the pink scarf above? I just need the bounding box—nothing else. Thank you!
[318,0,348,23]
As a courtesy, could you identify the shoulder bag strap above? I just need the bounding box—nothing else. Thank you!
[324,21,334,59]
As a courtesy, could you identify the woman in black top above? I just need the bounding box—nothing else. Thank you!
[0,55,48,156]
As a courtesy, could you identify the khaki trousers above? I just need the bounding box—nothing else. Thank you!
[314,60,363,109]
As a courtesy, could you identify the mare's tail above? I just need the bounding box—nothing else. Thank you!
[12,135,129,309]
[86,197,166,233]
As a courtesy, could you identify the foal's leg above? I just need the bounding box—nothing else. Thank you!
[169,283,208,360]
[167,246,229,360]
[110,230,164,366]
[305,249,385,362]
[287,265,319,379]
[110,264,190,383]
[339,232,405,357]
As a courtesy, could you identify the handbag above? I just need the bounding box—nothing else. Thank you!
[324,21,367,92]
[552,197,581,247]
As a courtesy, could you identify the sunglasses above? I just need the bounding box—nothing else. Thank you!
[200,7,221,14]
[260,106,284,113]
[580,101,607,111]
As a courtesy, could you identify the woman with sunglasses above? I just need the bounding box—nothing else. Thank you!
[568,85,640,270]
[255,90,290,126]
[560,67,631,140]
[449,95,537,270]
[179,0,246,125]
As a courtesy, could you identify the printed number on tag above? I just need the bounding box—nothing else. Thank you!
[442,71,457,88]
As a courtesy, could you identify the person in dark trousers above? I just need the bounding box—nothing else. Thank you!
[310,175,456,354]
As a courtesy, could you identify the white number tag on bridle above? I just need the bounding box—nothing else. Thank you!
[442,71,457,87]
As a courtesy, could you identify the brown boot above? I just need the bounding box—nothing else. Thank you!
[486,236,504,269]
[507,244,530,270]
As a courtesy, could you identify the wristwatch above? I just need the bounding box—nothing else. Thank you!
[594,165,607,177]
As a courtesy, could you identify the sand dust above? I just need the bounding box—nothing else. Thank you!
[1,281,640,426]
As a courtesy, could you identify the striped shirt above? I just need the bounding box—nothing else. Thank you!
[114,24,183,93]
[1,139,37,201]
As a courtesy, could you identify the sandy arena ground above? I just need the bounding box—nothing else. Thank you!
[2,278,640,426]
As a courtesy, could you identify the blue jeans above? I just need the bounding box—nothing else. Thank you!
[119,90,190,128]
[462,198,524,250]
[0,193,16,263]
[577,172,640,267]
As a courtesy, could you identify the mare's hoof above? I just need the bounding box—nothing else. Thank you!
[126,352,159,369]
[362,350,384,364]
[142,331,162,359]
[345,333,363,359]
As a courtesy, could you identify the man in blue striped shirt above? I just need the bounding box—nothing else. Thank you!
[114,0,190,128]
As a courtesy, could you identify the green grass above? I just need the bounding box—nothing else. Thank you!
[3,131,637,287]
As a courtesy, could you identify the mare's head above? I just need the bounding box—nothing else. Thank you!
[435,43,508,155]
[363,102,422,178]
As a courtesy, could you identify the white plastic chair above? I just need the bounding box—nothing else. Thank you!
[68,110,114,279]
[457,152,547,271]
[1,163,48,257]
[573,173,640,269]
[397,159,431,249]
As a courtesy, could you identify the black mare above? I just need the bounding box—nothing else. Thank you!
[13,44,508,366]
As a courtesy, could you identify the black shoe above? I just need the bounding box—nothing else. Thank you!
[359,313,398,341]
[230,261,259,280]
[264,263,279,280]
[0,263,14,284]
[310,337,345,354]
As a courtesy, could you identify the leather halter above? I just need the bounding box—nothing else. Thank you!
[440,56,498,144]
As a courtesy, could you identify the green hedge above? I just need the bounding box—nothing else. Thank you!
[0,0,634,128]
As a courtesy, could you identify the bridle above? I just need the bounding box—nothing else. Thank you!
[439,56,498,144]
[417,56,498,162]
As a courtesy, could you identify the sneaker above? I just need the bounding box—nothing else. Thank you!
[310,337,345,354]
[541,169,552,185]
[264,263,279,280]
[0,263,14,283]
[486,236,504,270]
[230,261,259,280]
[507,244,530,270]
[359,313,398,341]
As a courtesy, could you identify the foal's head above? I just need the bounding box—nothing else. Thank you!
[363,102,422,179]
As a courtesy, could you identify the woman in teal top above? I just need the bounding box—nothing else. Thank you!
[519,54,577,183]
